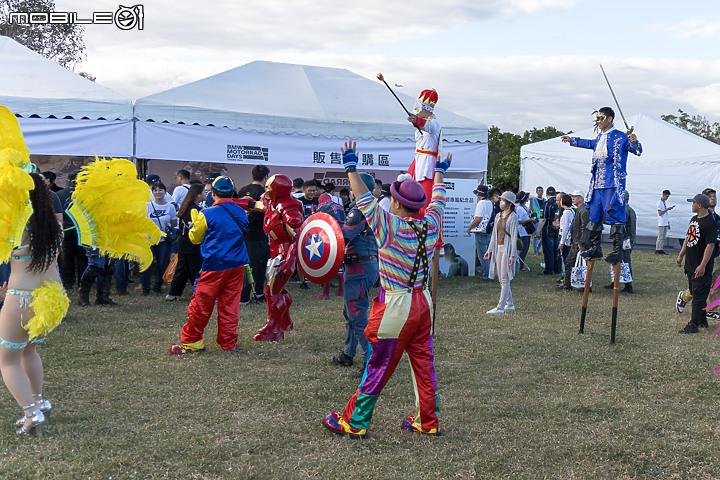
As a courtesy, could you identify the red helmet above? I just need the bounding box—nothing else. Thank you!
[265,174,293,201]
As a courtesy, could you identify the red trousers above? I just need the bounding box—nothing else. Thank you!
[181,265,245,350]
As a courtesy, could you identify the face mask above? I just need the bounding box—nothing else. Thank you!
[499,200,507,210]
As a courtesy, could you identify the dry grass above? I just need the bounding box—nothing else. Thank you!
[1,250,719,479]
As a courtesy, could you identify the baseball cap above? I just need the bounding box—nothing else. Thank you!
[146,174,161,183]
[212,175,235,193]
[570,190,584,197]
[688,193,711,208]
[473,185,489,197]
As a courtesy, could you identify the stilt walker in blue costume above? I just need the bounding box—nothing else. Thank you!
[561,107,642,265]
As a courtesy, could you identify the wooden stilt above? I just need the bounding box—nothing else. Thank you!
[611,262,620,344]
[579,258,597,334]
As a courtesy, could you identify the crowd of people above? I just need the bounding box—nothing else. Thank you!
[3,89,719,445]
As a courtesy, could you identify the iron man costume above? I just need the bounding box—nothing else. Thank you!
[238,174,304,341]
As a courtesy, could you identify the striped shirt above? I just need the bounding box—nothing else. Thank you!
[356,184,446,291]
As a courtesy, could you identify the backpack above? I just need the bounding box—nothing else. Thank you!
[485,202,501,234]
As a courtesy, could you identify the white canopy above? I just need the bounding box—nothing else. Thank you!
[520,114,720,239]
[134,61,488,173]
[0,36,133,157]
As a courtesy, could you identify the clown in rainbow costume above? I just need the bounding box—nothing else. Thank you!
[0,105,161,436]
[323,140,451,439]
[562,107,642,265]
[406,88,441,213]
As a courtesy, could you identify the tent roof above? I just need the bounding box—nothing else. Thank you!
[521,113,720,163]
[0,36,133,121]
[134,61,488,143]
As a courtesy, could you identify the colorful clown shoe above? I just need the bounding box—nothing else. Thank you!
[322,411,367,439]
[169,342,205,355]
[400,415,441,436]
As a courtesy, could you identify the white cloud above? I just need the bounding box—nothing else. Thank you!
[652,16,720,39]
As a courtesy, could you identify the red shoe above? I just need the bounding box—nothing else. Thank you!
[169,344,205,355]
[400,415,441,436]
[322,411,367,439]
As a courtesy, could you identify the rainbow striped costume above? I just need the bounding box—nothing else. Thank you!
[337,183,445,435]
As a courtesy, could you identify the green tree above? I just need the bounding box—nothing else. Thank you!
[662,109,720,144]
[0,0,85,69]
[487,125,567,192]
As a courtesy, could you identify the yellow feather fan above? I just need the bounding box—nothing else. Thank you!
[25,282,70,340]
[67,157,163,271]
[0,106,34,263]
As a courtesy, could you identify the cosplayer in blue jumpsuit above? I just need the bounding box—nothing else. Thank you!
[562,107,642,264]
[333,173,380,369]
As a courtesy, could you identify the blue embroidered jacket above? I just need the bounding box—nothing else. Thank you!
[569,129,642,203]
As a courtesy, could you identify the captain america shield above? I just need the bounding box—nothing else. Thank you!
[296,212,345,284]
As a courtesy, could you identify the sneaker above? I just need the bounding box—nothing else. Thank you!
[400,415,441,436]
[322,411,367,439]
[238,299,251,306]
[299,281,310,290]
[540,262,545,269]
[676,291,686,314]
[486,308,504,314]
[678,323,699,334]
[165,295,180,302]
[332,352,353,367]
[520,266,530,272]
[706,311,720,320]
[169,344,205,355]
[504,305,515,312]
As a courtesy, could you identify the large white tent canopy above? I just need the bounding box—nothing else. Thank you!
[0,36,133,157]
[134,61,488,174]
[520,114,720,239]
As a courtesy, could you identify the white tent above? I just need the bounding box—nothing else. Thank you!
[134,61,488,176]
[520,114,720,240]
[0,36,133,157]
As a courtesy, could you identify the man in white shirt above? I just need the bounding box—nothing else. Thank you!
[172,169,192,209]
[466,185,494,281]
[657,189,674,254]
[557,193,575,288]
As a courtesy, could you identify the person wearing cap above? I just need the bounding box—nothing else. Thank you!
[657,189,674,254]
[676,188,720,317]
[169,176,250,354]
[331,173,380,376]
[561,107,642,266]
[467,184,494,280]
[406,89,441,212]
[676,193,717,334]
[146,173,174,205]
[483,191,519,314]
[515,191,533,270]
[323,140,450,439]
[563,190,590,291]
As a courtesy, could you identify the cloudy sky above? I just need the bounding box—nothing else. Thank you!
[56,0,720,133]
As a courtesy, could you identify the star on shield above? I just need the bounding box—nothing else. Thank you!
[305,234,323,260]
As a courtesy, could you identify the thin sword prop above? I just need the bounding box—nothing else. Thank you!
[377,73,423,135]
[599,63,640,155]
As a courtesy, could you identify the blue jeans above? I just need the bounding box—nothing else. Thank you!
[342,260,379,364]
[115,259,128,292]
[541,234,561,275]
[141,241,171,291]
[474,233,491,279]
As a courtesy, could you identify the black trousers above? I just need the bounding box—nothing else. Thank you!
[59,229,88,289]
[241,237,270,301]
[168,252,203,297]
[688,271,712,327]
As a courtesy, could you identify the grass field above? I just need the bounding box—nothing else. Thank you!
[2,250,720,479]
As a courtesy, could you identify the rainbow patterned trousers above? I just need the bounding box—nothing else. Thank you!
[341,287,439,432]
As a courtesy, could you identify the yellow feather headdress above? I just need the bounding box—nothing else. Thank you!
[67,157,163,271]
[0,105,34,263]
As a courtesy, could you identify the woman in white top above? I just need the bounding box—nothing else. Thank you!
[141,182,177,294]
[484,191,519,314]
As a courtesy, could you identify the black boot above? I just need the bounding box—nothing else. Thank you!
[580,222,603,259]
[604,223,625,265]
[96,263,116,305]
[623,283,633,293]
[77,265,102,306]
